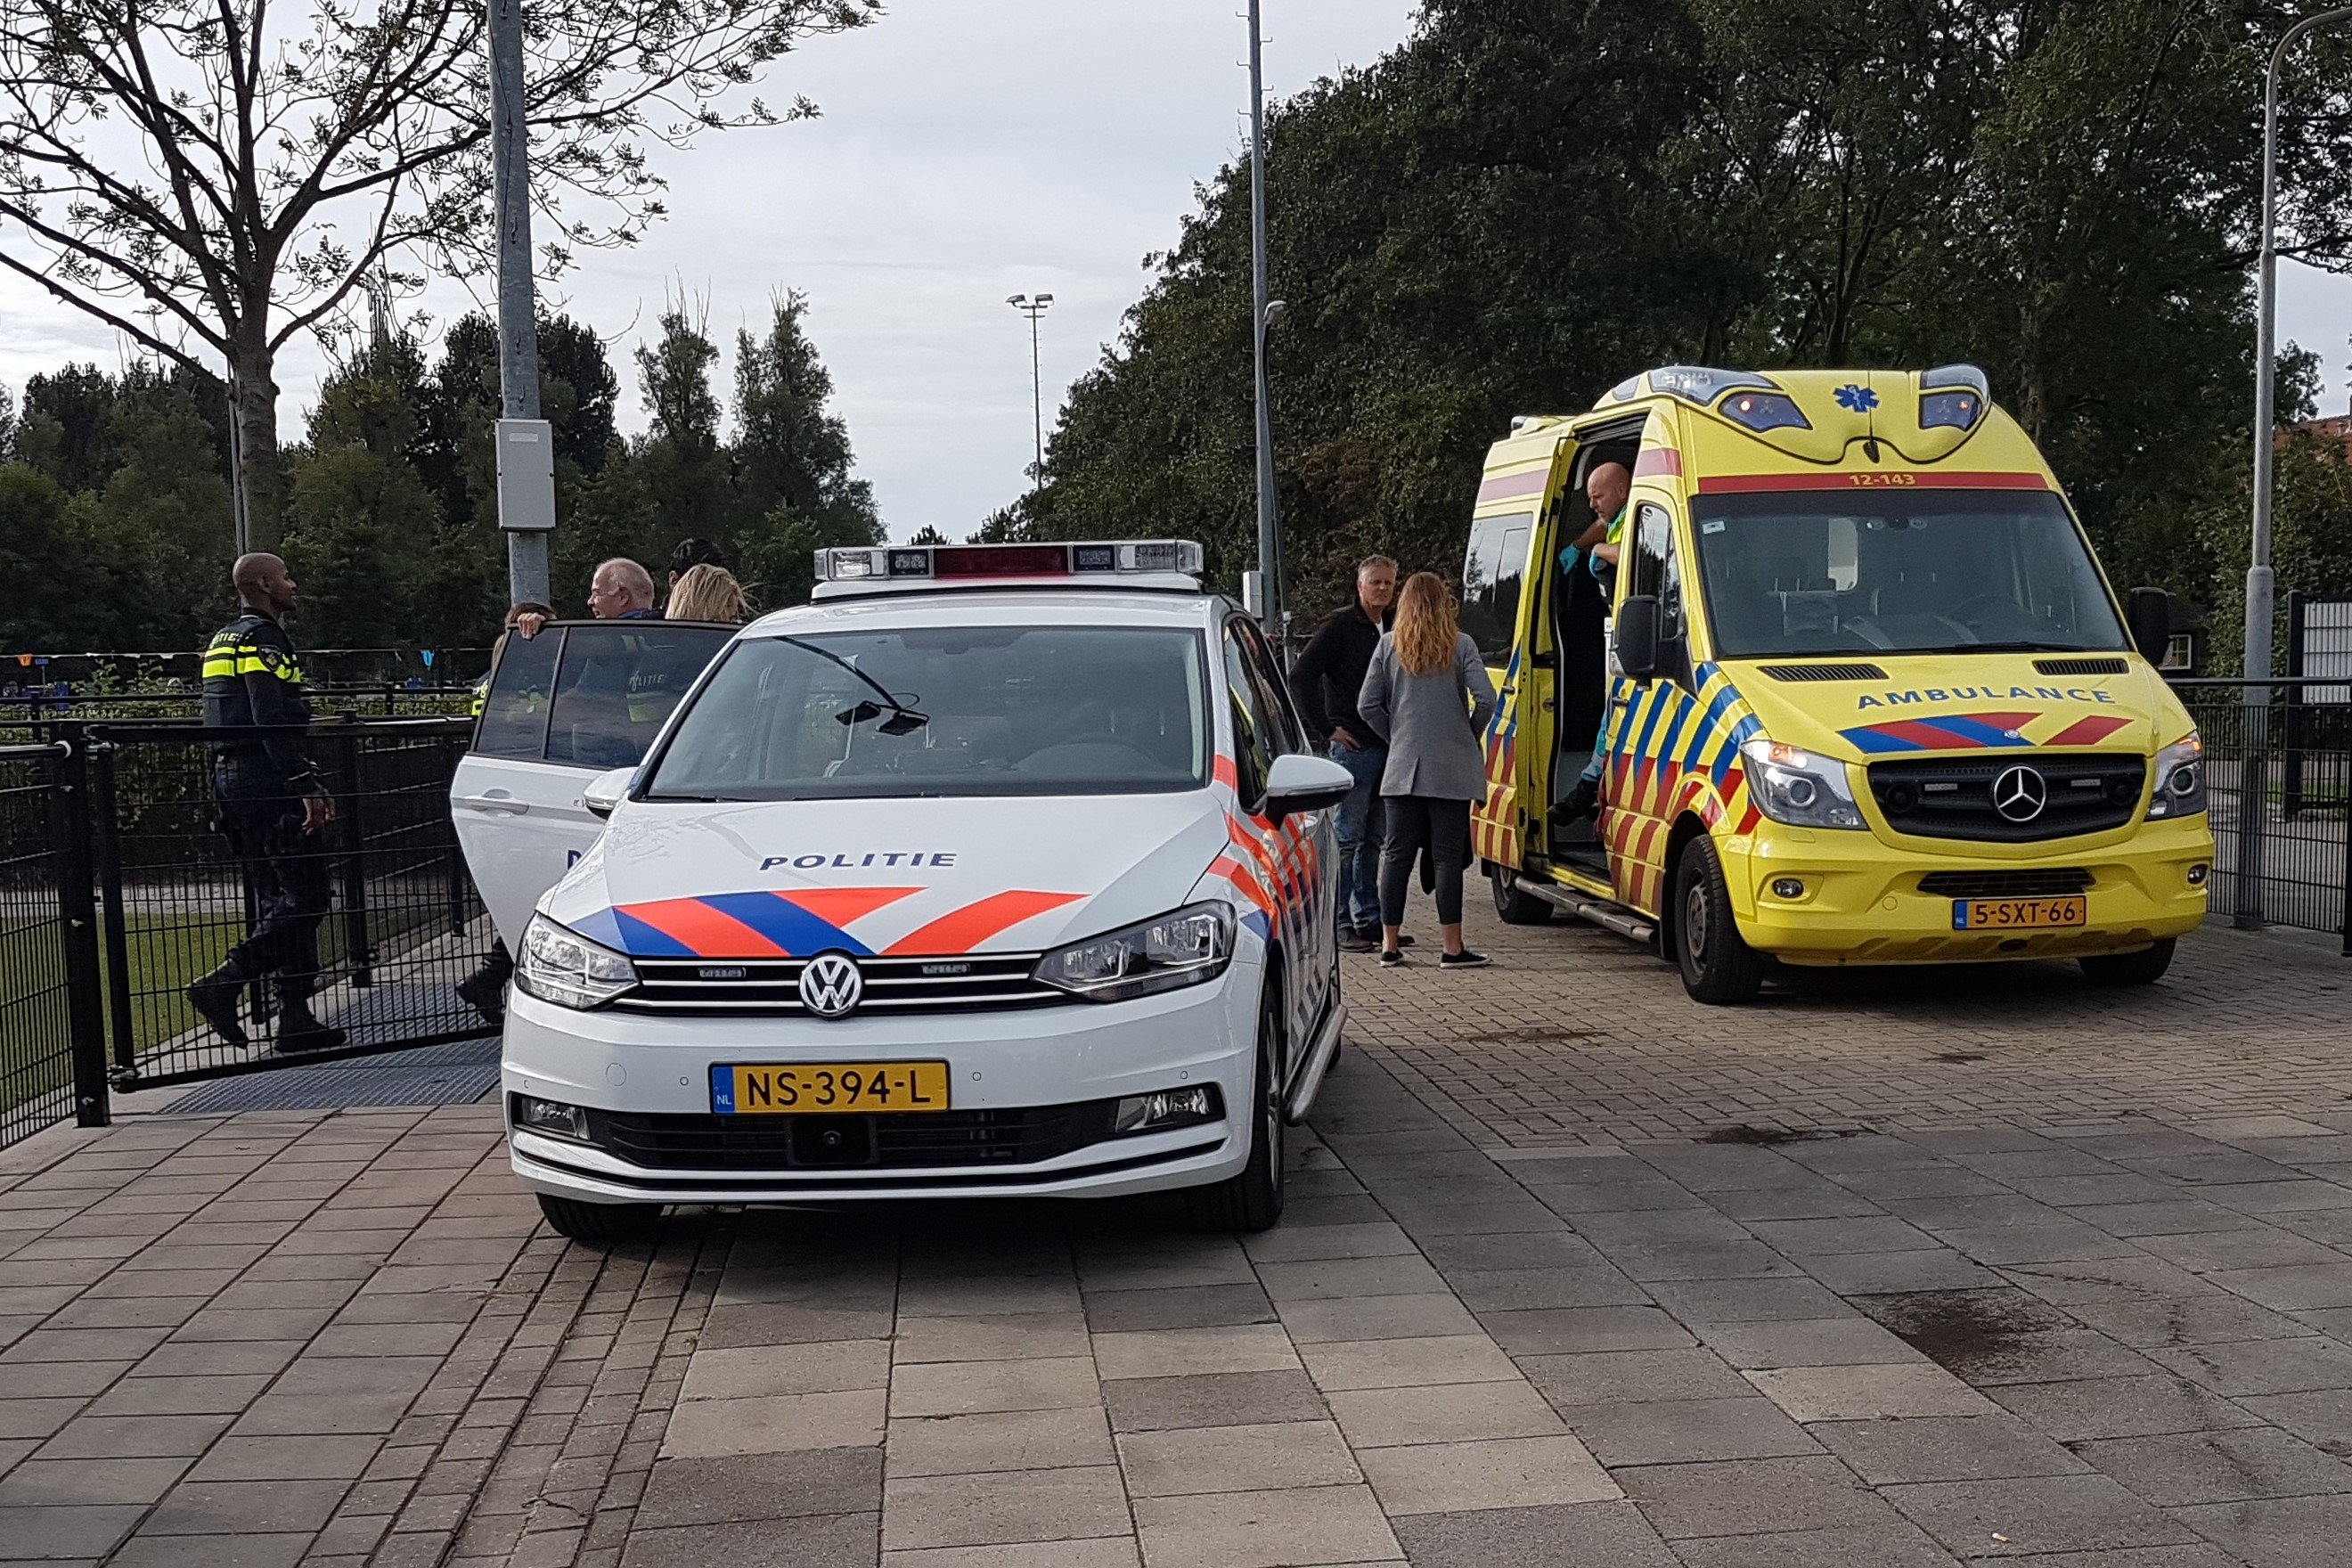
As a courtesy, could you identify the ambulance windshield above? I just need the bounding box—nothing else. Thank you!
[1688,489,2129,658]
[643,625,1211,800]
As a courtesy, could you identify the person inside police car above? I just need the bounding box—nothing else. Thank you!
[184,553,347,1054]
[1357,571,1498,969]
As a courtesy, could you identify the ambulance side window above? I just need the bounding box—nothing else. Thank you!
[1461,511,1533,663]
[1629,502,1685,645]
[1221,623,1279,807]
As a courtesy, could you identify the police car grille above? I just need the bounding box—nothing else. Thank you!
[614,954,1062,1014]
[1867,753,2146,843]
[582,1101,1118,1171]
[1916,868,2095,900]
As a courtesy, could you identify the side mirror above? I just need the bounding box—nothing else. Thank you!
[2127,587,2171,666]
[1262,753,1356,823]
[1615,595,1662,680]
[582,766,635,820]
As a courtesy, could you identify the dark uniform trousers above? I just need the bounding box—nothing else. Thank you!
[202,614,331,1004]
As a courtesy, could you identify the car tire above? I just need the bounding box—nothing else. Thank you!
[1673,836,1768,1005]
[1186,986,1286,1233]
[537,1193,662,1245]
[1490,864,1552,925]
[2079,938,2176,986]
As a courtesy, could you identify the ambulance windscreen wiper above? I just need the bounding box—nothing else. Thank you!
[774,635,931,736]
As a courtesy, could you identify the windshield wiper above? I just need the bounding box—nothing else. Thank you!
[774,634,931,735]
[1931,641,2097,654]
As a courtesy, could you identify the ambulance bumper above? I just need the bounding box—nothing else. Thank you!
[1723,817,2214,966]
[499,960,1259,1206]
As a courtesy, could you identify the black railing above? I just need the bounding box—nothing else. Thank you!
[2168,678,2352,951]
[0,715,498,1149]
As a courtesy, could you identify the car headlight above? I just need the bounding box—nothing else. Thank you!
[515,913,639,1009]
[2147,732,2206,819]
[1740,738,1866,829]
[1033,902,1234,1002]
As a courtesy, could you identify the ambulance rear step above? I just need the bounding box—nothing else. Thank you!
[1523,879,1657,946]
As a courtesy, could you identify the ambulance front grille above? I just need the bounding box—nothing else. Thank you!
[1867,753,2145,843]
[612,953,1066,1015]
[2033,657,2130,676]
[1758,662,1888,682]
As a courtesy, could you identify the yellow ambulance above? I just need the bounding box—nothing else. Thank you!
[1463,364,2213,1002]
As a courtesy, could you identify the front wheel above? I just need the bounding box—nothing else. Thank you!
[1490,864,1552,925]
[1186,987,1286,1232]
[538,1193,662,1245]
[1672,837,1768,1005]
[2080,939,2176,986]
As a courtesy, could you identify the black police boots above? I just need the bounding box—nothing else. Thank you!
[185,954,261,1049]
[274,982,347,1055]
[455,940,513,1026]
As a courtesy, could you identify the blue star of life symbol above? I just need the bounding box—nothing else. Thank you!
[1834,383,1878,412]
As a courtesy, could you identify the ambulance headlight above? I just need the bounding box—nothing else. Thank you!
[1740,738,1865,830]
[1034,902,1234,1002]
[516,914,640,1010]
[2146,733,2206,818]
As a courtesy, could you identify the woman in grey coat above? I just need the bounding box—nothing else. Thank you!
[1355,571,1499,968]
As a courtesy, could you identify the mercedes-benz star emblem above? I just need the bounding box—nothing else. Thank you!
[798,952,864,1019]
[1992,764,2048,823]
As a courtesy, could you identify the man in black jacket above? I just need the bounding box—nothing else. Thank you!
[1287,556,1398,950]
[185,553,346,1054]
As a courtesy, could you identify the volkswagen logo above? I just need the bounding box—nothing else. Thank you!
[797,952,864,1019]
[1991,764,2048,823]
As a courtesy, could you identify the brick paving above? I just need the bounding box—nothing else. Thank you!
[0,911,2348,1564]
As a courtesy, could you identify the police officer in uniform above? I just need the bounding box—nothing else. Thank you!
[186,553,347,1054]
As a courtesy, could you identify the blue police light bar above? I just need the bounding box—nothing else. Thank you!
[814,540,1205,586]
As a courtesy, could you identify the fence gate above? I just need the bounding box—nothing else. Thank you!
[0,715,501,1142]
[2287,593,2352,821]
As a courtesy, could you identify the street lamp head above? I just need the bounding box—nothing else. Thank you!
[1007,294,1027,307]
[1263,298,1288,330]
[1036,293,1054,306]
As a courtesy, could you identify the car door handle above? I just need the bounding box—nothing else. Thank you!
[455,796,530,815]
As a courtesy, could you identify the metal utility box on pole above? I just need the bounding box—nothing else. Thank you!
[488,0,551,608]
[1247,0,1279,641]
[2242,4,2352,927]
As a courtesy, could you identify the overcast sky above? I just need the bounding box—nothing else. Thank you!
[5,1,2352,542]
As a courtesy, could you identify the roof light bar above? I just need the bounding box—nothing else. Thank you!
[1647,365,1782,407]
[1919,363,1990,432]
[813,539,1205,587]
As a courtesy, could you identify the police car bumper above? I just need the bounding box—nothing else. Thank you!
[1724,815,2214,965]
[499,965,1259,1205]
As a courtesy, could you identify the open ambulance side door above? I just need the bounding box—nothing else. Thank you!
[1465,433,1579,877]
[451,620,734,945]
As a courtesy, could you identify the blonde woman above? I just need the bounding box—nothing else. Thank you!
[1355,571,1499,968]
[666,564,747,623]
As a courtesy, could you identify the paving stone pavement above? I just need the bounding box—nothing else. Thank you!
[0,910,2350,1564]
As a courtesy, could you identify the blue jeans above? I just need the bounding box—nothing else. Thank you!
[1330,740,1388,931]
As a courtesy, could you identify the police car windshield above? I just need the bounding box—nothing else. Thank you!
[642,625,1211,801]
[1689,490,2129,659]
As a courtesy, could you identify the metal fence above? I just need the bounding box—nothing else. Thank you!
[2170,679,2352,950]
[0,715,498,1149]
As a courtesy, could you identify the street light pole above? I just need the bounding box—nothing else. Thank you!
[1246,0,1280,637]
[2241,4,2352,926]
[1009,294,1053,494]
[488,0,551,607]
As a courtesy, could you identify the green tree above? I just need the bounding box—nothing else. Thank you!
[731,293,883,608]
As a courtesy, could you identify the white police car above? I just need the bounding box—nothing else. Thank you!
[449,541,1353,1241]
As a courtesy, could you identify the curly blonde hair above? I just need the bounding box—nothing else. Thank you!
[666,564,747,624]
[1392,571,1458,675]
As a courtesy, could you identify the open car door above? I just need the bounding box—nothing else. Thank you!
[450,619,734,945]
